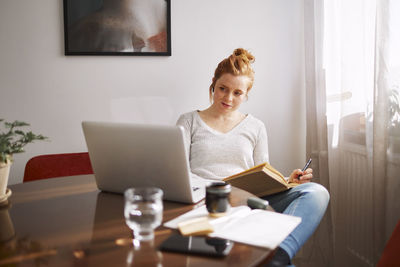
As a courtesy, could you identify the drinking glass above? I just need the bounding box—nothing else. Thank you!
[124,187,163,244]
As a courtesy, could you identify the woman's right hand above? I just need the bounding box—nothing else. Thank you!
[288,168,313,184]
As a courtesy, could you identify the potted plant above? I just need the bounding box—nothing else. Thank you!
[0,119,48,202]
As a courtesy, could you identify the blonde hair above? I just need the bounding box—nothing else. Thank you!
[209,48,255,101]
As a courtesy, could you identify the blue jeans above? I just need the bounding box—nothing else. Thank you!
[262,182,330,259]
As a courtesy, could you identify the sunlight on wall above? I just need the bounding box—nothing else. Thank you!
[110,97,174,125]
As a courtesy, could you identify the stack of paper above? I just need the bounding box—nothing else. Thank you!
[163,205,301,249]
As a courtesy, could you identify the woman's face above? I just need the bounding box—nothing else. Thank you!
[212,73,250,114]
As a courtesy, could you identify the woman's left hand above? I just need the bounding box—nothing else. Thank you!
[289,168,313,184]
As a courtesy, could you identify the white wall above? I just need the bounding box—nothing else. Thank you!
[0,0,305,185]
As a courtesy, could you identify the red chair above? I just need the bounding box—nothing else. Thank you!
[377,220,400,267]
[23,152,94,182]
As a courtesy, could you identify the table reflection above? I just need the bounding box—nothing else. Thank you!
[126,240,163,267]
[0,203,57,266]
[0,203,15,243]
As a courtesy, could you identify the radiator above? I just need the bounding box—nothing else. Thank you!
[337,143,374,267]
[335,142,400,267]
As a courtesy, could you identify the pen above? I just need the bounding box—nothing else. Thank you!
[298,158,312,179]
[302,158,312,172]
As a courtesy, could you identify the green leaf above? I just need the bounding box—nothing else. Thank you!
[12,121,30,127]
[0,119,49,157]
[14,130,25,136]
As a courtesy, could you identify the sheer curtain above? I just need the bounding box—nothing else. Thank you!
[303,0,400,266]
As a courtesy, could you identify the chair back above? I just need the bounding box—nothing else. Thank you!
[23,152,93,182]
[377,220,400,267]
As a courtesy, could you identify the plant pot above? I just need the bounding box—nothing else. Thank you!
[0,160,12,204]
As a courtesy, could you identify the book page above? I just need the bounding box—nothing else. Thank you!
[210,209,301,249]
[263,162,285,179]
[163,205,249,229]
[224,163,267,180]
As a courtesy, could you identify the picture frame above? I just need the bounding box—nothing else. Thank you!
[63,0,171,56]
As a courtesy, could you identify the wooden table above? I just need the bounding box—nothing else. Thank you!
[0,175,274,266]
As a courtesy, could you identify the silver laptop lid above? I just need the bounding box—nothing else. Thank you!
[82,121,205,203]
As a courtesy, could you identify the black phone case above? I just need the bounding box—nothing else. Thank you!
[159,234,233,257]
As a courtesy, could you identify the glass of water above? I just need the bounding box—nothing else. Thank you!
[124,187,163,244]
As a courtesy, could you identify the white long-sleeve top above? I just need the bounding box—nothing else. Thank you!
[176,111,269,181]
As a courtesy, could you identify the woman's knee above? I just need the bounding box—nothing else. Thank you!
[305,182,330,209]
[297,182,330,205]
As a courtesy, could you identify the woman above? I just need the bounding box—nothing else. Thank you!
[176,48,329,267]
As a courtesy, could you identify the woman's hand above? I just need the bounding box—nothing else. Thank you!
[289,168,313,184]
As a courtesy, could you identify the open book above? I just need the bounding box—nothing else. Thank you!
[164,205,301,249]
[223,162,299,196]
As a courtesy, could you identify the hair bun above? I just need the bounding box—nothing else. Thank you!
[233,48,255,63]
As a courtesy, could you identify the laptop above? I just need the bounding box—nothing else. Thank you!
[81,121,206,204]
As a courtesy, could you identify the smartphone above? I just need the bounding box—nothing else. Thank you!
[159,234,233,257]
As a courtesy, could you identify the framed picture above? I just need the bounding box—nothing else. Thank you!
[63,0,171,56]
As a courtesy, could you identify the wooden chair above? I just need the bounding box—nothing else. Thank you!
[23,152,94,182]
[377,220,400,267]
